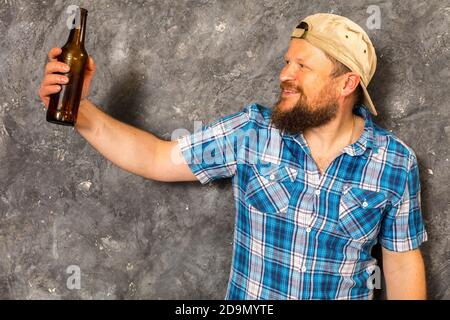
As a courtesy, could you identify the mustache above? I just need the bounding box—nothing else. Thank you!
[280,82,304,94]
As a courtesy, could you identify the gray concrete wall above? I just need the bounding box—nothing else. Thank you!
[0,0,448,299]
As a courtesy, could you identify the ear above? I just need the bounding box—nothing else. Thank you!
[340,72,361,98]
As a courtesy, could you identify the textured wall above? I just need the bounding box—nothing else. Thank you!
[0,0,448,299]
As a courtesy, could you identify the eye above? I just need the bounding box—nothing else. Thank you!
[284,59,305,69]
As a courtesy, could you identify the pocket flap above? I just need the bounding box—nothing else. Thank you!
[254,164,298,183]
[338,186,388,242]
[342,187,387,209]
[244,164,297,214]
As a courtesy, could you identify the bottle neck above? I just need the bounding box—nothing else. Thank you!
[66,8,88,47]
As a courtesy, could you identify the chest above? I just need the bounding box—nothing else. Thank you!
[240,161,389,246]
[310,148,345,174]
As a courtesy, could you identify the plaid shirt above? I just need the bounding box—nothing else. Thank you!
[177,103,427,300]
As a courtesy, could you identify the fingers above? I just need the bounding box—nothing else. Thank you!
[46,48,69,75]
[42,74,69,86]
[45,61,70,75]
[41,85,63,96]
[39,48,69,108]
[40,49,96,107]
[48,47,62,62]
[38,84,62,105]
[39,73,67,99]
[39,71,68,103]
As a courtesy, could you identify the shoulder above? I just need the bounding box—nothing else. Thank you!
[242,103,273,126]
[368,123,421,205]
[372,123,418,171]
[200,103,273,136]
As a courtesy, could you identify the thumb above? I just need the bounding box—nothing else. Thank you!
[85,56,96,73]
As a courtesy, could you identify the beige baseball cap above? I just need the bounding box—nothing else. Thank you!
[291,13,378,116]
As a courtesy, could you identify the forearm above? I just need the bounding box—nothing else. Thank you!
[75,99,161,179]
[383,249,427,300]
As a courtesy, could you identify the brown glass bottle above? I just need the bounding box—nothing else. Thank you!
[47,8,88,126]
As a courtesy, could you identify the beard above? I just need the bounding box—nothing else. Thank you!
[270,80,339,135]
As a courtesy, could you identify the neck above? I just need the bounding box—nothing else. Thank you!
[67,8,87,47]
[303,104,358,151]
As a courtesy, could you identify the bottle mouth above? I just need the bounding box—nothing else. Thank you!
[70,7,88,30]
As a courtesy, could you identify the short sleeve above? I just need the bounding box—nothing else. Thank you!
[177,107,251,184]
[379,155,428,252]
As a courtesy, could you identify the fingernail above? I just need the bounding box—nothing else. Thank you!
[63,65,70,71]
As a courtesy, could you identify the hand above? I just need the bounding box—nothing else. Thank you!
[38,47,96,108]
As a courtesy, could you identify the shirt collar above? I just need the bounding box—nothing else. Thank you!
[282,104,377,157]
[344,104,377,156]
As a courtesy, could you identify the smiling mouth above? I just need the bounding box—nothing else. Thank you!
[281,89,300,96]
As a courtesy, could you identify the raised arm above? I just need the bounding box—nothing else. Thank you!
[38,48,197,182]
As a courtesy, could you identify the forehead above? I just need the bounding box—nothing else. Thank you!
[285,38,333,68]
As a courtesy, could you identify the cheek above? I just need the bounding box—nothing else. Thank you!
[298,74,320,96]
[306,78,334,102]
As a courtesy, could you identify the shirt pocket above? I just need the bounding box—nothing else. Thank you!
[338,186,388,242]
[244,163,298,214]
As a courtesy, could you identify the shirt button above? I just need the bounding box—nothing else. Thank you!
[301,266,307,272]
[305,227,311,233]
[362,201,368,208]
[315,189,321,196]
[269,174,275,181]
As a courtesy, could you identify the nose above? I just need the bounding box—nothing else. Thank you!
[279,63,296,83]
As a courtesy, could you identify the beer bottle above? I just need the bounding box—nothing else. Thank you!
[47,7,88,126]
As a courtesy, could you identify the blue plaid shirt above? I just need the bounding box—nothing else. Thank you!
[177,103,427,300]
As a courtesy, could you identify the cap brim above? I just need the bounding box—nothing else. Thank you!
[360,83,377,116]
[291,28,306,38]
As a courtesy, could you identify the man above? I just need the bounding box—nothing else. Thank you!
[38,13,427,300]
